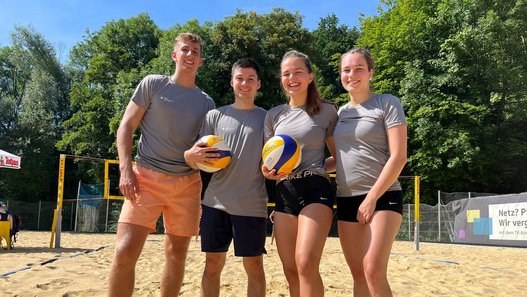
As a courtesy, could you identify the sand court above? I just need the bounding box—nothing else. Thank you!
[1,231,526,296]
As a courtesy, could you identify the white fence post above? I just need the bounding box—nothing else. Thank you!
[438,190,441,241]
[408,204,411,241]
[105,198,109,232]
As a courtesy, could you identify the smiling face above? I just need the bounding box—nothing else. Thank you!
[171,40,203,73]
[340,52,374,96]
[280,56,313,101]
[231,66,261,101]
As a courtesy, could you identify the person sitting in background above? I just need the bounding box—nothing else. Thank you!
[0,199,16,248]
[0,200,13,227]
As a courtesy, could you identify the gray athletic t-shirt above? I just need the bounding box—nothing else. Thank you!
[333,94,407,197]
[264,102,337,177]
[200,105,268,218]
[132,75,215,176]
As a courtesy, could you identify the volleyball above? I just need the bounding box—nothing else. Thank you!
[262,134,301,175]
[195,135,232,173]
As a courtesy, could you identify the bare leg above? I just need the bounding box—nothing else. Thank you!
[296,204,333,297]
[243,255,266,297]
[108,223,150,297]
[160,233,191,297]
[363,212,402,297]
[200,252,227,297]
[338,221,370,297]
[274,212,300,297]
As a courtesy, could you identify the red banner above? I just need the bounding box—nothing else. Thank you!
[0,149,21,169]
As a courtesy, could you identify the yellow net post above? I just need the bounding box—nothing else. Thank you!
[104,159,123,200]
[414,175,421,251]
[50,154,66,248]
[49,155,122,248]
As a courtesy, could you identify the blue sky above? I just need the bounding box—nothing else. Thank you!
[0,0,382,62]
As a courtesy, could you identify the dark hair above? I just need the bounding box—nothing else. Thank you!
[339,47,375,71]
[231,58,261,79]
[281,50,322,116]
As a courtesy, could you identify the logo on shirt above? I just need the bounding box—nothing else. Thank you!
[160,96,175,102]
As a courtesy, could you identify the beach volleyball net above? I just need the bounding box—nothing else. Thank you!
[69,182,122,233]
[44,153,526,248]
[50,155,125,248]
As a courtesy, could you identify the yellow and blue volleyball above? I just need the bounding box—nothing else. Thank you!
[195,135,232,173]
[262,134,301,175]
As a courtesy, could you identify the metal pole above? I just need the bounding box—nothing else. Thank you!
[37,200,41,230]
[70,201,74,231]
[408,204,411,241]
[55,211,62,248]
[105,198,110,232]
[75,181,81,232]
[438,190,441,241]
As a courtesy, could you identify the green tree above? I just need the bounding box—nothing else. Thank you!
[0,26,68,201]
[203,8,312,109]
[58,13,160,159]
[311,14,360,102]
[359,0,527,201]
[358,0,441,96]
[404,0,527,194]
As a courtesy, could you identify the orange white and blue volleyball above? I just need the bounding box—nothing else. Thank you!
[262,134,301,175]
[195,135,232,173]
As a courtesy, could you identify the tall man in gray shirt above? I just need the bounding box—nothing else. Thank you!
[185,58,268,297]
[109,33,216,297]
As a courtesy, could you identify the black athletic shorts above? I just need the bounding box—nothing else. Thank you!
[275,171,334,216]
[337,190,403,222]
[200,204,267,257]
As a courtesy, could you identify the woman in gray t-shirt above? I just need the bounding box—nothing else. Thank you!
[263,51,337,297]
[331,48,407,296]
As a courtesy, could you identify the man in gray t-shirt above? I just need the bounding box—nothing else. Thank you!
[109,33,216,297]
[185,58,267,297]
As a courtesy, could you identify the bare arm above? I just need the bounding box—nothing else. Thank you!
[324,136,337,173]
[116,101,146,201]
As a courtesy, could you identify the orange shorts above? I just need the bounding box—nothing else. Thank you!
[118,165,202,237]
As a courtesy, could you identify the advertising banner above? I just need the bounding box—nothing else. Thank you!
[0,149,21,169]
[452,193,527,247]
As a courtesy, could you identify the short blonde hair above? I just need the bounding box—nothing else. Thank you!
[173,32,203,49]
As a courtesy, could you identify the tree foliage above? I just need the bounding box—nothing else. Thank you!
[0,26,68,201]
[201,8,312,108]
[58,13,160,158]
[359,0,527,201]
[311,14,360,102]
[1,3,526,204]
